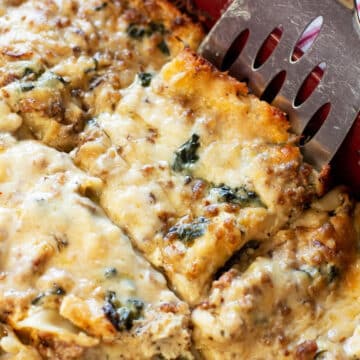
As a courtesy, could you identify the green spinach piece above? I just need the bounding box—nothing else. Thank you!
[127,24,146,39]
[212,184,265,208]
[172,134,200,172]
[103,291,144,331]
[31,286,66,305]
[23,67,35,77]
[157,40,170,56]
[326,264,340,283]
[20,82,35,92]
[167,217,209,244]
[138,72,153,87]
[127,21,167,39]
[297,264,340,284]
[149,22,166,35]
[104,267,118,279]
[94,2,107,11]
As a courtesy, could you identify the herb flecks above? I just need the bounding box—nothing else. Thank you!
[94,2,107,11]
[172,134,200,172]
[157,40,170,56]
[167,217,209,244]
[54,74,69,85]
[23,67,35,77]
[211,185,265,208]
[31,286,66,305]
[127,21,168,40]
[138,72,153,87]
[326,264,340,283]
[104,267,118,279]
[84,58,99,74]
[127,24,146,39]
[103,291,144,331]
[52,233,69,251]
[22,64,44,80]
[20,82,35,92]
[297,263,340,284]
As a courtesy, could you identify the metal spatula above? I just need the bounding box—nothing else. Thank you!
[199,0,360,171]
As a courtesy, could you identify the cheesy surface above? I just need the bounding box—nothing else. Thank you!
[192,188,360,359]
[0,1,359,360]
[74,50,318,304]
[0,0,203,150]
[0,135,192,359]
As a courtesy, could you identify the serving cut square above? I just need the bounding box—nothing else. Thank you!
[74,49,319,304]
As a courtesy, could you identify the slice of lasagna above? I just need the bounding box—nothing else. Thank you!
[0,135,192,359]
[74,49,319,303]
[192,187,360,359]
[0,0,203,150]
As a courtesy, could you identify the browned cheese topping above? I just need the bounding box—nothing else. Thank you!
[0,1,359,360]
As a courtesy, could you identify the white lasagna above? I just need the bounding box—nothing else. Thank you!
[0,1,359,360]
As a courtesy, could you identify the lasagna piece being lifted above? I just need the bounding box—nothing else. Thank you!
[74,49,319,304]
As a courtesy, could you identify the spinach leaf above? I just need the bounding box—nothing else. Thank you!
[167,217,209,244]
[31,286,66,305]
[103,291,144,331]
[326,264,340,283]
[23,67,35,77]
[104,267,118,278]
[20,82,35,92]
[94,2,107,11]
[297,263,340,284]
[157,40,170,56]
[149,22,166,35]
[127,21,167,40]
[138,72,153,87]
[172,134,200,172]
[211,184,265,208]
[127,24,146,39]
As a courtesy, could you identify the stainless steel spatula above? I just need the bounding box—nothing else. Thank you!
[199,0,360,170]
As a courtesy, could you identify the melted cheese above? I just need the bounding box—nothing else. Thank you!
[74,50,318,304]
[0,0,203,150]
[0,136,192,359]
[192,188,360,359]
[0,1,359,359]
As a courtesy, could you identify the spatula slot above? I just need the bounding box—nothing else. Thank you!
[260,70,286,103]
[200,0,360,170]
[291,16,324,62]
[294,62,326,107]
[253,26,283,69]
[300,102,331,145]
[220,28,250,71]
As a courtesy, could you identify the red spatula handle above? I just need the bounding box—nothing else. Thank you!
[194,0,360,195]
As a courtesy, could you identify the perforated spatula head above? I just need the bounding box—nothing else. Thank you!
[199,0,360,171]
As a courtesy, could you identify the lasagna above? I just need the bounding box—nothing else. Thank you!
[0,1,359,359]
